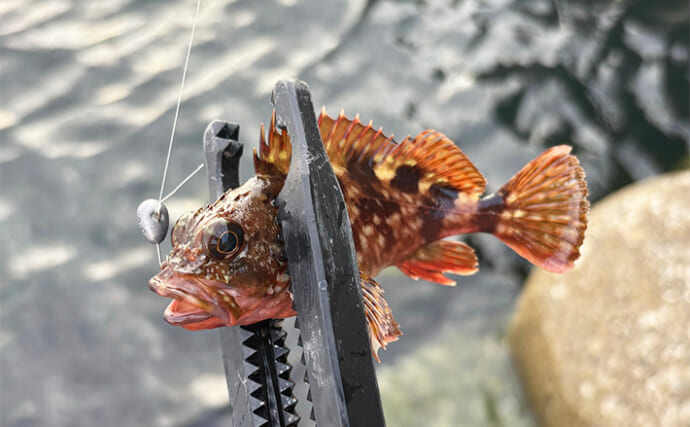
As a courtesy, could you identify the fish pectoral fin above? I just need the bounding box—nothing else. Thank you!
[360,273,401,362]
[396,239,478,286]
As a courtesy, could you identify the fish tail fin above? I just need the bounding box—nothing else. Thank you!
[483,145,589,272]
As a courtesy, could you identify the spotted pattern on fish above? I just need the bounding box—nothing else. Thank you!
[150,108,589,360]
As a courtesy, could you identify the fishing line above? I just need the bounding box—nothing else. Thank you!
[156,242,163,267]
[149,161,204,266]
[160,163,205,204]
[148,0,202,266]
[158,0,202,203]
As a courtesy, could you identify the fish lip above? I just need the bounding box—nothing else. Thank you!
[148,270,235,326]
[148,268,298,329]
[163,300,212,325]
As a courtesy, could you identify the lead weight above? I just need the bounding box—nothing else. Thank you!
[137,199,169,244]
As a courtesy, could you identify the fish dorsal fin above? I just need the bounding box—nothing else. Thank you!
[319,110,486,197]
[254,111,291,176]
[396,240,479,286]
[255,109,486,198]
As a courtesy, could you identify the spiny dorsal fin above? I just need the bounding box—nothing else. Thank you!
[396,239,479,286]
[254,111,291,176]
[255,109,486,198]
[319,109,486,198]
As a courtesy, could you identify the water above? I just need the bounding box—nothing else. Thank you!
[0,0,687,426]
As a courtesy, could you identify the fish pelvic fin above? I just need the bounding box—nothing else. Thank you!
[396,240,478,286]
[482,145,589,273]
[360,273,401,362]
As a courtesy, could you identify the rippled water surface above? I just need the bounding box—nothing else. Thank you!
[1,0,687,426]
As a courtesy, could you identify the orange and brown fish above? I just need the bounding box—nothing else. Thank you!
[149,109,588,359]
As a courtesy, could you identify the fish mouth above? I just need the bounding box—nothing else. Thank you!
[148,267,296,330]
[164,299,224,329]
[149,270,234,330]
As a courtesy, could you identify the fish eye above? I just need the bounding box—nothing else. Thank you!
[205,219,244,259]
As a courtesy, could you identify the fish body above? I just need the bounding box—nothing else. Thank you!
[150,110,588,358]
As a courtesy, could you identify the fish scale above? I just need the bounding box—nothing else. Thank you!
[141,80,588,426]
[151,86,588,360]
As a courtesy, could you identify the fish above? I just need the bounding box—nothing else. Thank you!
[149,109,589,360]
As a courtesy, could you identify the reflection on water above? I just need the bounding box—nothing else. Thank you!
[391,0,688,201]
[485,0,688,190]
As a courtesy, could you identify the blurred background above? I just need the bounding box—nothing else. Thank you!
[1,0,688,426]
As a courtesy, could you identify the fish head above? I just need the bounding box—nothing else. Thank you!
[149,176,294,330]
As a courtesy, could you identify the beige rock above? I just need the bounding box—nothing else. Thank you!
[509,171,690,427]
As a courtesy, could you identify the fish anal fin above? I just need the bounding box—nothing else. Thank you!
[360,273,401,362]
[396,240,479,286]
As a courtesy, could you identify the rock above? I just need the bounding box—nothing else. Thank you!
[509,171,690,427]
[378,319,533,427]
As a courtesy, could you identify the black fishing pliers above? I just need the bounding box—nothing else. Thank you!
[203,80,386,427]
